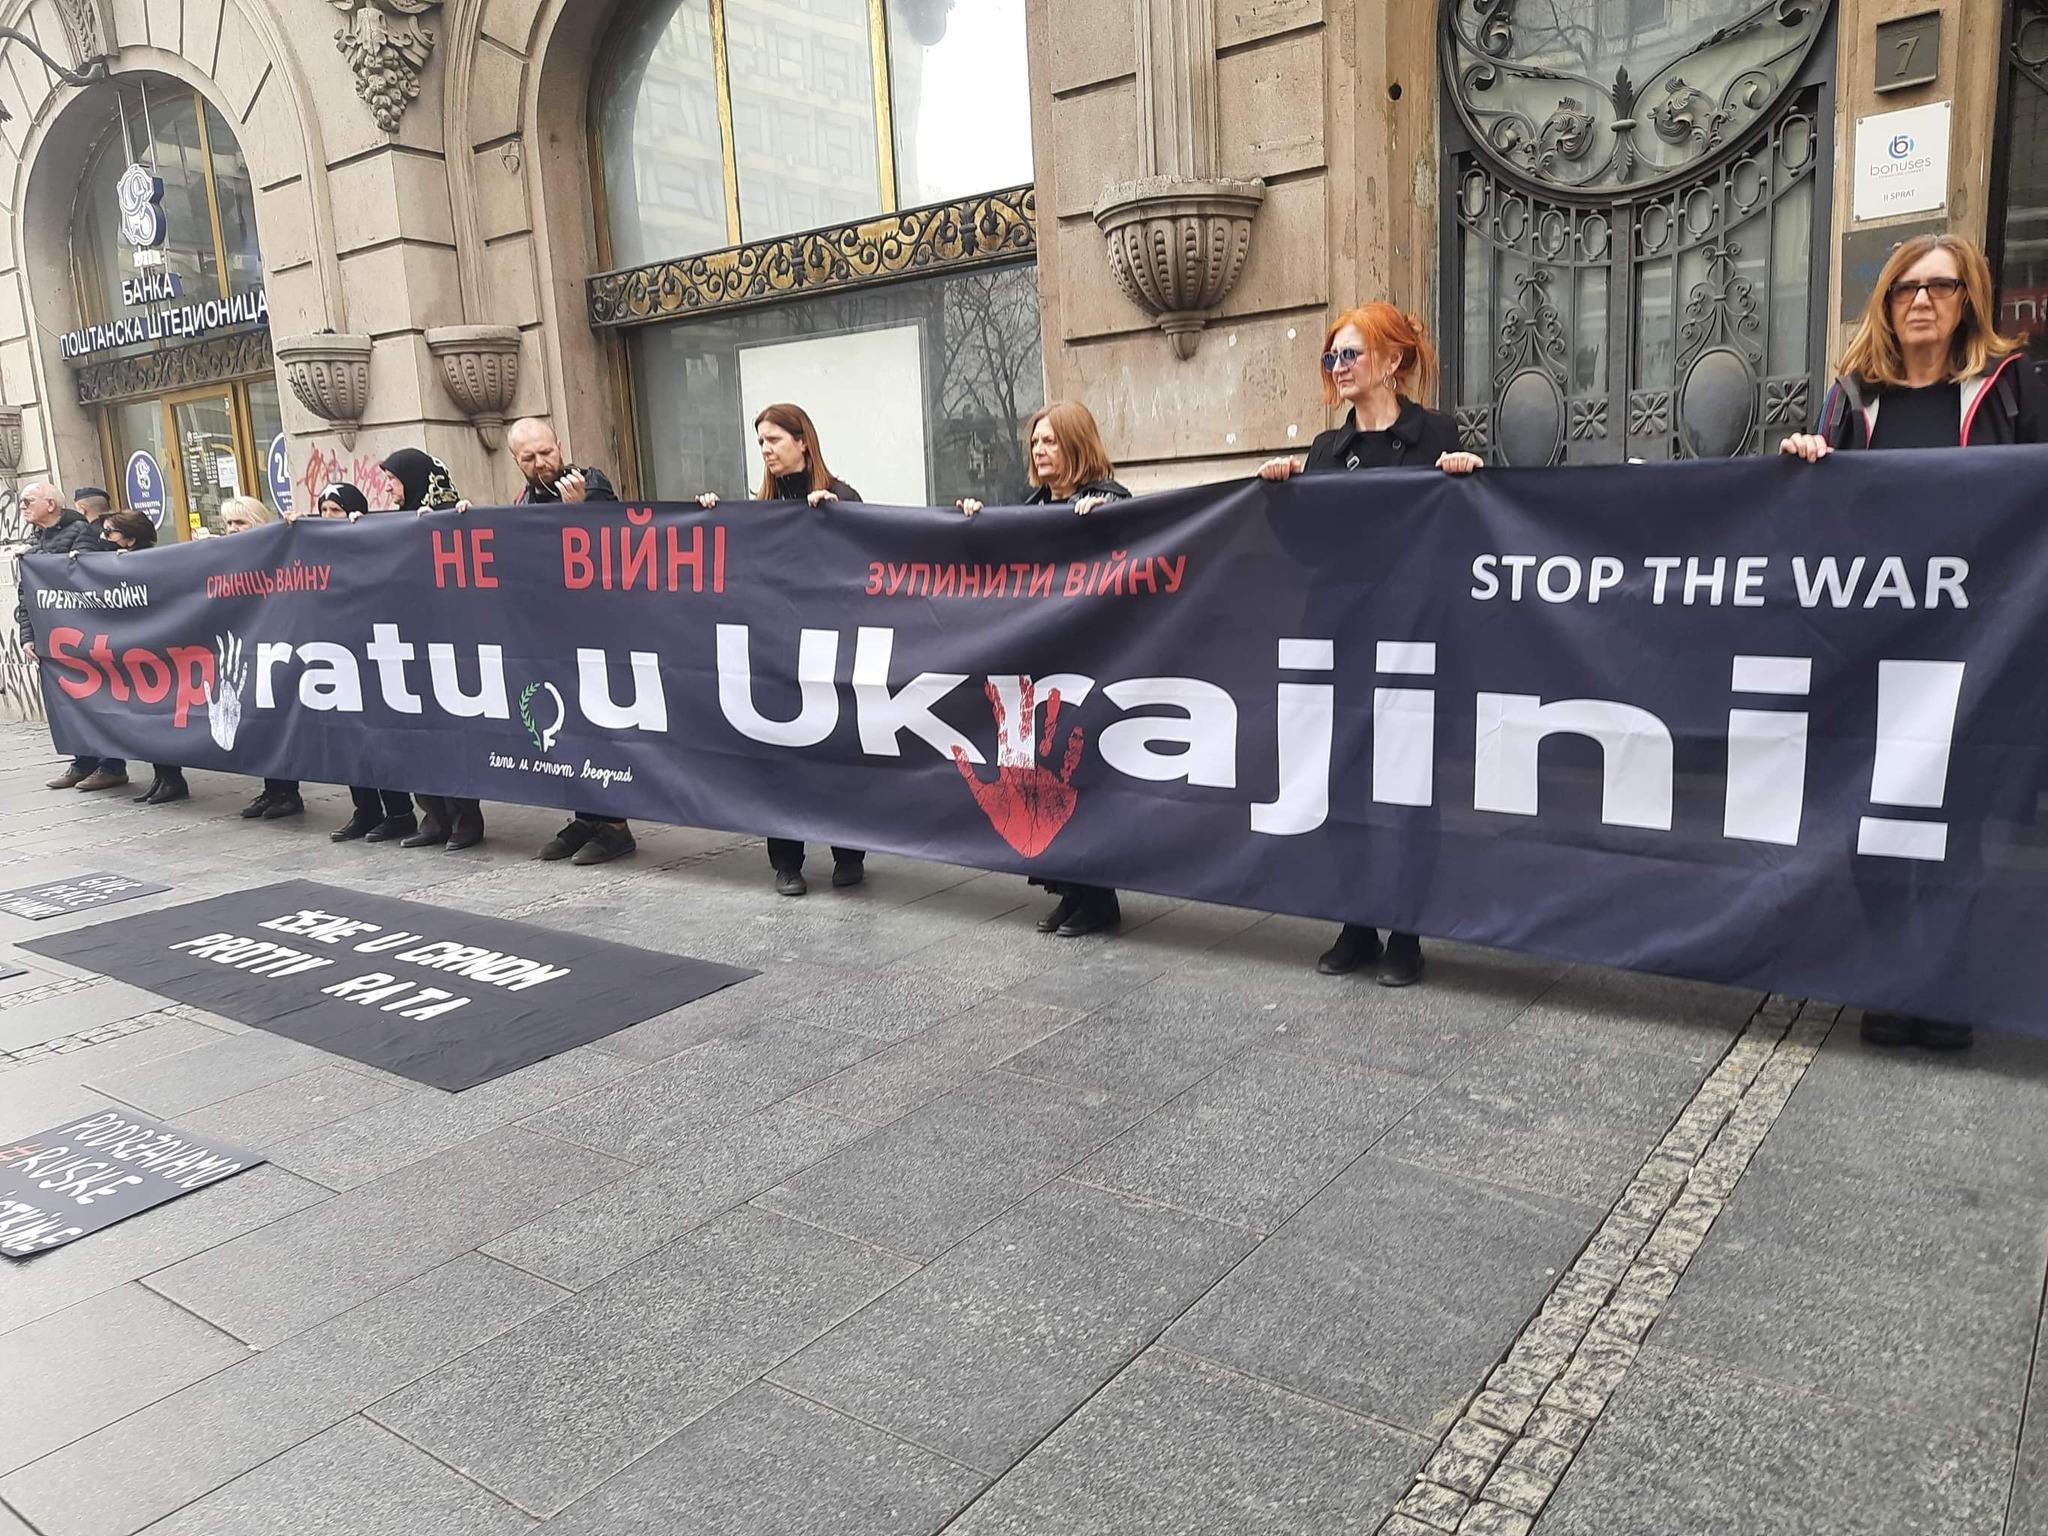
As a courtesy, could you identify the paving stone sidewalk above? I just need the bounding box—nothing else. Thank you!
[0,720,2043,1535]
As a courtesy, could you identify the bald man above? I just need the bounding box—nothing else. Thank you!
[14,483,125,790]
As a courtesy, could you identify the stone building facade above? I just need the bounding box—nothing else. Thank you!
[0,0,2038,722]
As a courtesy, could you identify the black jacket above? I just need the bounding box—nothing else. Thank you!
[770,473,861,502]
[1303,399,1459,471]
[14,510,99,644]
[1025,477,1132,506]
[1818,352,2048,449]
[518,465,619,504]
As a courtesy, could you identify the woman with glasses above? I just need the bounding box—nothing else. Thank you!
[1781,233,2044,1053]
[1258,303,1481,987]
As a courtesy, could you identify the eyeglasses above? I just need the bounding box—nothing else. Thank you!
[1888,277,1964,305]
[1321,346,1365,372]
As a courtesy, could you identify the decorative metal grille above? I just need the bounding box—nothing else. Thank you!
[1442,0,1834,465]
[72,328,274,405]
[587,185,1036,329]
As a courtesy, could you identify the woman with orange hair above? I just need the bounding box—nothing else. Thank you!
[960,401,1133,937]
[1259,302,1481,987]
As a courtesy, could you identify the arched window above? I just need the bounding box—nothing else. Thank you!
[591,0,1041,505]
[1441,0,1834,463]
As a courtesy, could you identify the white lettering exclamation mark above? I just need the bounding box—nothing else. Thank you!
[1857,660,1966,862]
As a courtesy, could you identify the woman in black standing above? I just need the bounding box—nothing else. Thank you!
[698,403,865,896]
[383,449,485,853]
[1259,302,1482,986]
[1781,232,2045,1053]
[101,511,189,806]
[958,400,1133,938]
[319,481,419,845]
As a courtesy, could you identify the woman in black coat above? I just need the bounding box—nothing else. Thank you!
[1259,302,1482,987]
[958,400,1134,938]
[383,450,485,853]
[319,481,418,845]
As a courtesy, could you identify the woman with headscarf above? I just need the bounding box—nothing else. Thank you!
[698,404,866,896]
[381,449,486,853]
[317,480,418,845]
[216,496,306,822]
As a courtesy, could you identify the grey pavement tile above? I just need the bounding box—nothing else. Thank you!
[262,1046,638,1190]
[546,1383,984,1536]
[1,1253,560,1536]
[943,1346,1423,1535]
[86,1031,337,1117]
[145,1127,628,1346]
[1510,964,1762,1061]
[1371,1027,1711,1207]
[1654,1154,2048,1430]
[522,1019,880,1163]
[588,962,845,1064]
[0,1500,29,1534]
[778,966,1016,1045]
[368,1206,916,1517]
[1540,1346,2009,1536]
[135,1415,532,1536]
[755,1070,1148,1260]
[996,984,1287,1105]
[1751,1024,2048,1201]
[796,997,1081,1125]
[0,981,179,1053]
[0,1163,330,1335]
[173,1064,411,1149]
[0,1283,248,1474]
[481,1101,874,1289]
[772,1178,1253,1475]
[1071,1047,1433,1231]
[1166,1153,1599,1435]
[996,946,1179,1014]
[2012,1285,2048,1536]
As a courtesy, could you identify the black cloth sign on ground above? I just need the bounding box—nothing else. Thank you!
[0,873,168,920]
[20,451,2048,1029]
[0,1110,261,1258]
[24,881,756,1091]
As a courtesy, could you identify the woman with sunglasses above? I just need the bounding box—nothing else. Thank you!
[1259,303,1481,987]
[1781,233,2044,1053]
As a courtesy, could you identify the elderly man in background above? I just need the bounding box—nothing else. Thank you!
[13,482,125,791]
[503,417,637,867]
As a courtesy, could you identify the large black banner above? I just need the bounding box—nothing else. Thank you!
[20,451,2048,1027]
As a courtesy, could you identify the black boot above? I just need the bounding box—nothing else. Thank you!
[571,822,637,866]
[536,819,598,862]
[1316,924,1383,976]
[444,800,485,852]
[402,795,450,848]
[1056,888,1121,939]
[262,791,305,820]
[238,789,275,819]
[1036,892,1080,934]
[147,772,189,805]
[364,813,418,844]
[1378,932,1425,988]
[330,810,380,842]
[133,773,167,805]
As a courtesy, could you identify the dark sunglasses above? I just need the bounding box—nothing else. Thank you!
[1888,277,1964,305]
[1321,346,1366,372]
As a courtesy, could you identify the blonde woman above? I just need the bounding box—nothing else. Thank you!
[215,496,302,820]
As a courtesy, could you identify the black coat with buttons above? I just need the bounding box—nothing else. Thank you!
[1302,399,1459,472]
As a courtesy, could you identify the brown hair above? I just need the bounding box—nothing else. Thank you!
[104,510,157,548]
[1840,233,2018,389]
[1025,401,1117,496]
[753,403,835,499]
[1321,302,1441,407]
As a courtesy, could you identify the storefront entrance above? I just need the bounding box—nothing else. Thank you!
[94,376,285,536]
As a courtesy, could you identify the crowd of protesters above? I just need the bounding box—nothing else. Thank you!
[10,231,2034,1050]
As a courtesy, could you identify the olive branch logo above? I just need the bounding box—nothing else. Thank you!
[518,681,566,754]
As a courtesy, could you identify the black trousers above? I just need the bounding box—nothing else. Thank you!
[573,810,629,827]
[416,794,481,830]
[262,777,299,797]
[766,838,863,874]
[350,786,413,819]
[1038,880,1116,906]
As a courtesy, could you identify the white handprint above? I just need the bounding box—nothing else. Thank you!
[208,632,246,752]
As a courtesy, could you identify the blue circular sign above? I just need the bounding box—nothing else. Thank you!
[267,433,293,514]
[124,450,165,529]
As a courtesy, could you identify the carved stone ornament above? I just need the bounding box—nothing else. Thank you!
[1094,178,1266,360]
[273,333,373,449]
[0,406,23,484]
[425,325,522,449]
[331,0,445,134]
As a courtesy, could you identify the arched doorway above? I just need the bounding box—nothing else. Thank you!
[1439,0,1836,464]
[64,75,280,537]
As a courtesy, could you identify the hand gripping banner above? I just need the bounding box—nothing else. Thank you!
[22,449,2048,1029]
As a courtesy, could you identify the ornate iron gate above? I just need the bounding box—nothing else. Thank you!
[1440,0,1836,464]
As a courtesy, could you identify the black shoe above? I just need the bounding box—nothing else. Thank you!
[1860,1011,1915,1047]
[536,820,598,862]
[775,869,808,897]
[330,812,380,842]
[262,794,305,820]
[147,775,189,805]
[1056,892,1121,939]
[1317,924,1383,976]
[363,814,417,844]
[134,776,167,805]
[1036,894,1080,934]
[444,809,485,852]
[1378,932,1425,988]
[400,820,450,849]
[571,823,637,866]
[239,792,275,820]
[1912,1017,1974,1051]
[831,859,864,889]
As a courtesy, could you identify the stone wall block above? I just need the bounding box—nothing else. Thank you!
[209,2,269,120]
[1216,28,1325,181]
[1048,81,1139,220]
[143,0,180,51]
[480,0,544,52]
[339,240,463,338]
[1217,0,1321,49]
[1047,0,1134,95]
[328,152,457,251]
[263,259,328,337]
[182,0,223,75]
[0,336,32,410]
[0,271,25,344]
[466,38,525,147]
[110,0,147,49]
[253,178,317,273]
[469,142,531,242]
[480,234,540,329]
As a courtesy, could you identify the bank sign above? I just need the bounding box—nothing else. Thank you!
[60,285,269,361]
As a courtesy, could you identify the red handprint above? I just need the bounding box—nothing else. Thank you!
[952,675,1086,857]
